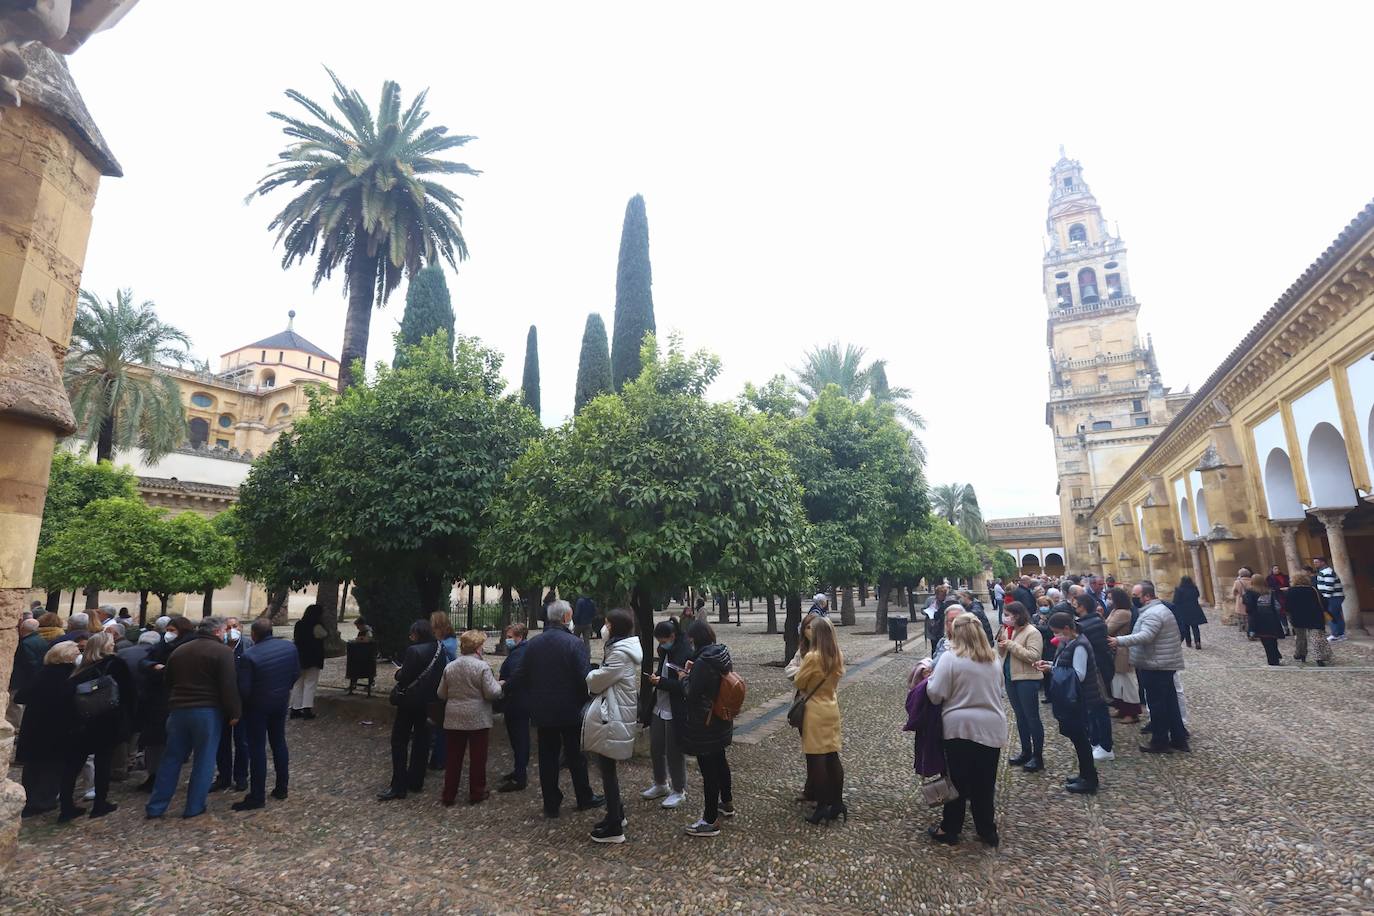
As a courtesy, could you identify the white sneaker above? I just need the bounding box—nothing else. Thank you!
[82,787,96,801]
[1327,634,1338,641]
[640,784,669,800]
[1333,635,1348,642]
[661,791,686,809]
[1091,745,1115,762]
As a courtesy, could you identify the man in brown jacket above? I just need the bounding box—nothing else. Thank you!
[145,616,241,819]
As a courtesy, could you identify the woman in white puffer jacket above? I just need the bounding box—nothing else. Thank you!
[583,607,643,844]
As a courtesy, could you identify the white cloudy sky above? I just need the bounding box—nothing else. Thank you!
[67,2,1374,518]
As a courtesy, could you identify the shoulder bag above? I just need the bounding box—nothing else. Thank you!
[786,680,821,730]
[73,673,120,720]
[390,643,444,708]
[920,772,959,807]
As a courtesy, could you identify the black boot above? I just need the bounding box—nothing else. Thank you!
[1021,755,1044,773]
[806,804,833,825]
[1007,751,1031,767]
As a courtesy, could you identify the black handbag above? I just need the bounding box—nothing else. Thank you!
[390,644,444,708]
[786,681,821,730]
[73,674,120,720]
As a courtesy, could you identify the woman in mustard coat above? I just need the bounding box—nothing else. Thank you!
[793,616,845,825]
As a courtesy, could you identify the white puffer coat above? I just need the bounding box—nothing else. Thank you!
[582,636,644,761]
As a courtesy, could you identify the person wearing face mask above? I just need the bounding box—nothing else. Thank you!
[583,608,643,843]
[496,624,531,792]
[136,616,196,791]
[213,618,250,792]
[640,619,690,810]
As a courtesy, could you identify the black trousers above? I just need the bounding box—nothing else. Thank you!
[217,717,248,786]
[696,749,732,823]
[1260,637,1282,665]
[1180,622,1201,646]
[596,753,622,828]
[1138,668,1186,747]
[60,742,113,813]
[390,706,431,793]
[536,725,593,814]
[244,705,289,802]
[1062,724,1098,785]
[804,752,844,808]
[940,738,998,839]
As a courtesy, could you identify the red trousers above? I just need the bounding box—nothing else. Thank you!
[442,728,490,804]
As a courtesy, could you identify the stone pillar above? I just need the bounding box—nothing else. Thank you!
[0,85,114,860]
[1274,520,1303,579]
[1313,509,1363,627]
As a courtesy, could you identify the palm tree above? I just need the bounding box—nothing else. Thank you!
[795,342,926,457]
[931,482,986,543]
[248,69,478,392]
[64,288,192,463]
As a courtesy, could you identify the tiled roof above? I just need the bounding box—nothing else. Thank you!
[227,329,337,362]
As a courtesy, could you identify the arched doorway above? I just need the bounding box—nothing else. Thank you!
[1020,553,1041,574]
[1306,422,1356,508]
[1044,552,1065,575]
[1263,447,1304,519]
[1195,488,1210,534]
[1178,497,1195,540]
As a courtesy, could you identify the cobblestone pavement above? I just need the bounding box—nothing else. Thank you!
[6,613,1374,914]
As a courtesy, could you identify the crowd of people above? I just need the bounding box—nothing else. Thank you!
[6,557,1353,847]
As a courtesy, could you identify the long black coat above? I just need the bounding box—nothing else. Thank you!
[497,640,531,718]
[15,662,76,765]
[138,633,192,747]
[1285,585,1326,630]
[393,639,444,708]
[294,615,327,670]
[514,624,591,729]
[664,642,733,755]
[1173,582,1208,626]
[71,655,137,748]
[1243,590,1285,639]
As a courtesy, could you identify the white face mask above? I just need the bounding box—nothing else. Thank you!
[225,628,241,644]
[163,631,177,643]
[601,624,610,641]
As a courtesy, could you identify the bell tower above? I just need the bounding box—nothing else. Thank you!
[1044,149,1173,570]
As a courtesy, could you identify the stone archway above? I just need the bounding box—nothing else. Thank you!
[1307,422,1357,509]
[1179,497,1196,540]
[1195,488,1211,534]
[1263,447,1304,519]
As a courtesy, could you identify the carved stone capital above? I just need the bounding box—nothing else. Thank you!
[1312,508,1353,530]
[1204,524,1240,542]
[0,315,76,434]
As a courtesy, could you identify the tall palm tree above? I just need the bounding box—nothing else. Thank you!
[248,69,478,392]
[931,482,986,543]
[64,288,192,463]
[796,342,926,458]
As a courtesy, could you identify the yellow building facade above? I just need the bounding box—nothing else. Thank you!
[985,515,1067,576]
[1084,199,1374,631]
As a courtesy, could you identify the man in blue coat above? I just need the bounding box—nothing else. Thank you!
[232,618,300,811]
[507,600,602,817]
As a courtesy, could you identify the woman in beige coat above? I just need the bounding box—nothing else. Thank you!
[793,616,845,825]
[1105,604,1141,722]
[436,630,503,807]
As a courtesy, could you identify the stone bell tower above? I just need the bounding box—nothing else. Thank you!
[1043,149,1176,569]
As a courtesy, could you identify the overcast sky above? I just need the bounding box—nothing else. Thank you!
[67,2,1374,519]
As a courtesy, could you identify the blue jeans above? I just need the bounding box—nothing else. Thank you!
[1327,596,1346,638]
[147,707,222,817]
[1008,680,1044,757]
[1088,699,1113,752]
[244,704,289,802]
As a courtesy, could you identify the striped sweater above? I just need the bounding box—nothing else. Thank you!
[1316,566,1344,599]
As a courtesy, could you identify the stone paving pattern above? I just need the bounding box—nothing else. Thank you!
[5,613,1374,914]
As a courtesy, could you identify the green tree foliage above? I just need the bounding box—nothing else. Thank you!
[901,519,981,588]
[521,324,541,419]
[64,289,192,462]
[978,543,1018,581]
[931,482,987,544]
[574,313,613,414]
[227,440,318,603]
[249,69,478,392]
[394,266,455,367]
[610,194,656,391]
[37,451,138,560]
[235,334,541,650]
[483,335,808,666]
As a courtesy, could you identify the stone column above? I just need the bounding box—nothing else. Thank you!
[0,79,115,859]
[1186,541,1205,597]
[1273,520,1303,579]
[1313,509,1363,627]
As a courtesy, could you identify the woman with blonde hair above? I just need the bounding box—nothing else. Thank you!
[436,630,503,807]
[925,613,1007,847]
[16,641,80,818]
[64,631,135,820]
[793,616,846,825]
[785,613,818,803]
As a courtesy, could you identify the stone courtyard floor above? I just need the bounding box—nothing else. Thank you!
[6,611,1374,915]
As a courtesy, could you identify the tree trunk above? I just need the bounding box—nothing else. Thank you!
[717,594,729,624]
[415,571,446,617]
[202,588,213,617]
[339,580,352,623]
[157,592,171,614]
[783,592,803,663]
[138,590,149,626]
[466,583,475,631]
[499,585,512,633]
[765,594,777,634]
[525,585,540,629]
[45,590,60,614]
[268,588,289,625]
[96,414,114,463]
[84,586,98,610]
[875,574,892,634]
[841,586,856,626]
[859,582,868,606]
[338,251,380,393]
[316,579,342,654]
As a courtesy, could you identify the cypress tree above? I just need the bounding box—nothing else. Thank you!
[574,313,612,414]
[521,324,541,419]
[610,194,656,391]
[393,266,455,367]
